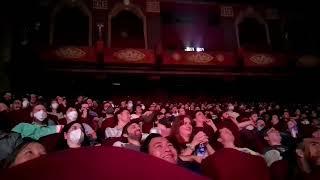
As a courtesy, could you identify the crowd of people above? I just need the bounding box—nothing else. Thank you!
[0,92,319,179]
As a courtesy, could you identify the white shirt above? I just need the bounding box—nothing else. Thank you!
[105,126,123,139]
[131,114,140,120]
[82,123,94,135]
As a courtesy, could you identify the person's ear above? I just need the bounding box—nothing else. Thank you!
[296,149,304,158]
[64,132,68,140]
[264,136,269,141]
[123,133,128,138]
[30,112,33,118]
[217,138,222,142]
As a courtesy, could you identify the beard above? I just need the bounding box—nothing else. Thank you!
[128,132,142,141]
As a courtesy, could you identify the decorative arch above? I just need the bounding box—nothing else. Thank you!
[49,0,93,46]
[235,7,271,49]
[108,3,148,49]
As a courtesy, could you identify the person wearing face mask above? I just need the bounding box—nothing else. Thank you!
[21,98,30,110]
[11,105,63,140]
[47,100,64,121]
[64,107,97,144]
[57,121,90,150]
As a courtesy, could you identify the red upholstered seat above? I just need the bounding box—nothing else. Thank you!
[101,137,126,146]
[97,117,116,139]
[57,117,67,125]
[38,133,62,153]
[202,148,270,180]
[1,147,208,180]
[6,109,32,128]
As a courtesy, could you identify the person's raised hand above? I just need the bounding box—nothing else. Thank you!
[191,131,207,147]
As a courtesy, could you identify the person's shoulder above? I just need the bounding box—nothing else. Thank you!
[105,127,114,131]
[113,141,124,147]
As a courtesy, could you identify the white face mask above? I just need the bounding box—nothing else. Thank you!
[257,126,264,131]
[69,128,84,144]
[150,127,160,134]
[127,103,133,109]
[51,103,59,110]
[228,105,234,111]
[67,111,78,122]
[33,110,47,121]
[22,100,29,108]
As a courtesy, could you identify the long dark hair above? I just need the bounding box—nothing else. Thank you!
[57,121,90,150]
[169,115,192,144]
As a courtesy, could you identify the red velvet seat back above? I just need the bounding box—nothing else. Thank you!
[202,148,270,180]
[1,147,208,180]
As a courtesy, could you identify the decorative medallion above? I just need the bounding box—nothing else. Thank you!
[298,55,319,67]
[186,52,214,63]
[216,54,225,62]
[114,49,145,62]
[249,54,274,65]
[172,52,182,61]
[55,47,86,59]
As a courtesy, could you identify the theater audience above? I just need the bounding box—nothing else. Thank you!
[0,92,319,179]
